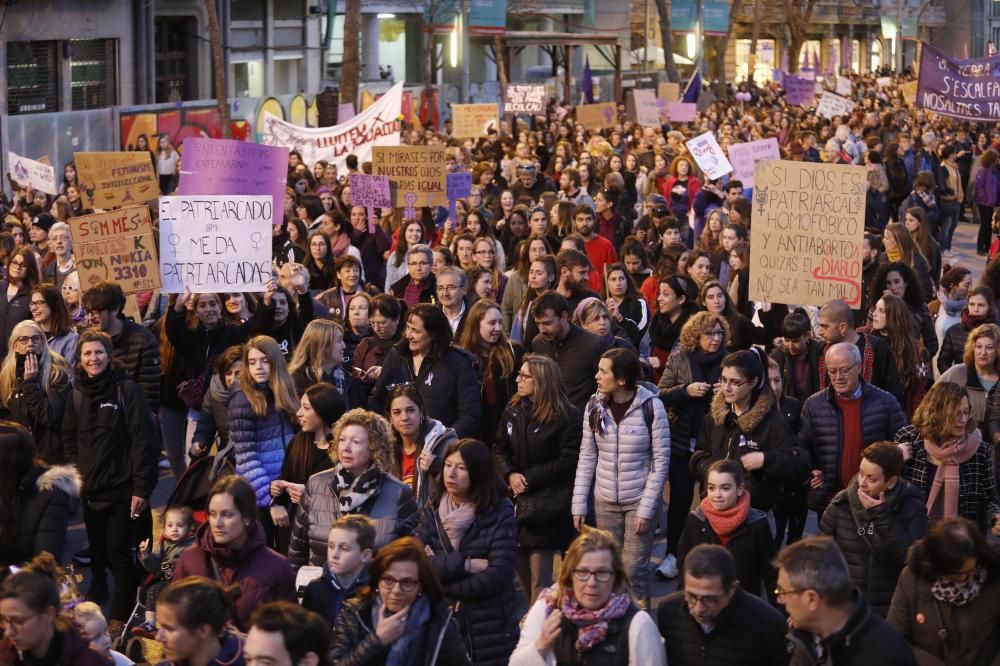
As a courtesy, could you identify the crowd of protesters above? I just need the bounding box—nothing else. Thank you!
[1,66,1000,666]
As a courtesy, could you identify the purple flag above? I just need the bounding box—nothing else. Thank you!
[583,56,594,103]
[682,69,701,103]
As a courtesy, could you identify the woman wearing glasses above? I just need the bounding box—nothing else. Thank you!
[29,284,77,367]
[511,527,666,666]
[0,246,40,362]
[416,439,520,666]
[471,236,508,303]
[330,536,471,666]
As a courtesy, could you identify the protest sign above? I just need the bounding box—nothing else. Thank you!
[177,138,288,226]
[8,151,57,195]
[503,84,546,114]
[727,138,781,188]
[260,82,403,175]
[372,145,447,208]
[667,102,697,122]
[74,151,159,209]
[900,80,918,104]
[576,103,618,130]
[69,205,160,293]
[685,132,733,180]
[836,76,852,96]
[816,92,856,119]
[658,82,680,103]
[876,76,892,88]
[451,103,500,138]
[917,41,1000,120]
[785,75,816,106]
[749,160,867,307]
[630,89,661,126]
[446,172,473,226]
[349,174,391,232]
[158,195,272,293]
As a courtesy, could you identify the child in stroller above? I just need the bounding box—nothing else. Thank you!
[133,505,196,636]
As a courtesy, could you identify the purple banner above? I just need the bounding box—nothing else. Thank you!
[177,138,289,226]
[785,75,816,107]
[918,41,1000,120]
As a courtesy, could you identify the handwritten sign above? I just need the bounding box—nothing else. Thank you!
[446,172,473,225]
[900,80,918,105]
[372,145,447,208]
[8,151,57,195]
[69,205,160,293]
[816,92,856,119]
[749,160,867,307]
[576,103,618,130]
[727,138,781,188]
[917,41,1000,120]
[835,76,853,96]
[631,89,661,127]
[451,103,500,138]
[667,102,697,122]
[177,138,289,226]
[158,195,273,293]
[685,132,733,180]
[785,75,816,106]
[503,84,546,114]
[74,151,159,209]
[658,82,680,103]
[349,174,391,233]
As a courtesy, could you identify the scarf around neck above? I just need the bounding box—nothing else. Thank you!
[699,491,751,543]
[846,473,901,518]
[940,295,967,317]
[886,246,903,263]
[961,309,990,331]
[543,587,631,653]
[923,429,980,520]
[332,464,383,513]
[931,567,987,606]
[438,493,476,550]
[372,594,432,666]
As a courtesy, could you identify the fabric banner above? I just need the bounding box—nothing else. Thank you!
[177,138,289,226]
[8,151,58,195]
[69,205,160,294]
[503,84,547,114]
[158,195,273,293]
[749,160,867,307]
[917,41,1000,120]
[728,138,781,188]
[74,151,159,209]
[667,102,697,122]
[260,82,403,174]
[686,132,733,180]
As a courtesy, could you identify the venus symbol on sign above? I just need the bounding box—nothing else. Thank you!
[755,187,769,217]
[251,232,263,251]
[168,234,180,257]
[404,192,418,220]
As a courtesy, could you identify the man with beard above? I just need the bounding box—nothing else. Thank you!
[814,299,902,399]
[855,233,882,326]
[555,248,602,313]
[558,166,595,209]
[573,204,617,292]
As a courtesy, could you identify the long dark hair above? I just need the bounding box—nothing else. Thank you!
[869,261,926,312]
[406,304,452,358]
[158,576,240,636]
[282,383,345,483]
[0,422,35,561]
[32,283,72,338]
[434,439,506,514]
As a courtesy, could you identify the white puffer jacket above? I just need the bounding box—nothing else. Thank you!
[572,385,670,520]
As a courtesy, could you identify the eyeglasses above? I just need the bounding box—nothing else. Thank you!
[0,613,39,630]
[827,363,859,378]
[719,377,746,388]
[684,591,724,608]
[9,260,25,267]
[474,249,495,256]
[14,335,42,345]
[774,586,810,599]
[437,285,462,293]
[516,372,533,381]
[572,569,614,583]
[379,575,419,592]
[701,329,724,339]
[28,300,47,308]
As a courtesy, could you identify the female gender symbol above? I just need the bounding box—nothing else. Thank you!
[168,234,180,257]
[403,192,418,220]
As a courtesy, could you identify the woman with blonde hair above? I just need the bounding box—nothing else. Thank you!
[939,323,1000,434]
[511,527,666,666]
[867,293,926,417]
[0,320,72,464]
[457,300,521,442]
[287,318,349,399]
[882,222,935,302]
[227,335,299,547]
[288,408,419,567]
[896,381,1000,533]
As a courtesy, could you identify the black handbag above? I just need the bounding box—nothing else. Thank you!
[515,483,572,527]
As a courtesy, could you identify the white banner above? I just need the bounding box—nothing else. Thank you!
[260,82,404,174]
[8,151,57,195]
[816,92,856,119]
[728,138,781,188]
[685,132,733,180]
[158,195,273,293]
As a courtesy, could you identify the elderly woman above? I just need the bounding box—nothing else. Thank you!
[389,243,437,308]
[287,408,419,568]
[511,527,666,666]
[939,323,1000,437]
[896,382,1000,535]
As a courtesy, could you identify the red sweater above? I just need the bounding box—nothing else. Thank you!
[584,235,618,292]
[835,393,864,490]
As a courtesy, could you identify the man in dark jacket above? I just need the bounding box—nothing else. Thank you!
[820,442,927,617]
[510,161,553,202]
[856,234,883,327]
[814,299,902,400]
[531,290,610,412]
[389,244,437,308]
[776,537,917,666]
[799,343,907,514]
[659,544,789,666]
[81,282,161,411]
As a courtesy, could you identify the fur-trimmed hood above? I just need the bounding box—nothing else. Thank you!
[709,386,776,432]
[34,465,82,498]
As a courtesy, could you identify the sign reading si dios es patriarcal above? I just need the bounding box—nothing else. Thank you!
[749,161,867,308]
[69,205,160,294]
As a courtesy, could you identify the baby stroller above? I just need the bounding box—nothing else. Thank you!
[119,450,235,662]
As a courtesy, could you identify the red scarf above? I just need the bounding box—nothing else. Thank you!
[699,491,751,545]
[961,310,990,331]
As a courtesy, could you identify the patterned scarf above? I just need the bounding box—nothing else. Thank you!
[923,430,980,520]
[699,491,751,545]
[332,464,383,513]
[542,587,631,653]
[819,334,874,390]
[931,567,987,606]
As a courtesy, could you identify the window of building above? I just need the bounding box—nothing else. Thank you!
[70,39,118,110]
[275,1,305,20]
[233,0,266,21]
[735,39,775,85]
[871,40,882,71]
[6,41,60,115]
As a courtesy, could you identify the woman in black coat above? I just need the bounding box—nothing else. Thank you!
[0,246,39,363]
[371,304,483,438]
[493,353,581,601]
[415,440,520,666]
[330,536,471,666]
[0,422,79,568]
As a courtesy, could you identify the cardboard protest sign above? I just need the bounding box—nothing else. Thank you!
[917,41,1000,120]
[349,174,391,231]
[816,92,856,119]
[658,82,680,103]
[576,103,618,130]
[69,205,160,293]
[177,138,289,226]
[74,152,158,209]
[749,160,867,307]
[8,152,57,195]
[630,89,661,126]
[260,82,403,175]
[451,103,500,138]
[446,172,473,226]
[158,195,273,293]
[836,76,853,96]
[503,84,546,114]
[785,75,816,106]
[685,132,733,180]
[371,145,447,208]
[667,102,697,122]
[900,80,918,104]
[727,138,781,188]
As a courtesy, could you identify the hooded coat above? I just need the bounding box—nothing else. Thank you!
[392,418,457,508]
[692,389,808,512]
[5,465,80,567]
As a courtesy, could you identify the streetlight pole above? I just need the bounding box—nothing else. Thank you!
[460,0,470,103]
[696,0,704,75]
